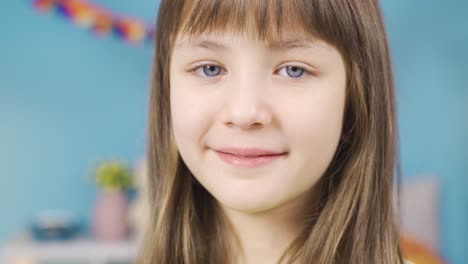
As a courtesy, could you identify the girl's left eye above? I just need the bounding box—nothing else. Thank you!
[277,65,308,78]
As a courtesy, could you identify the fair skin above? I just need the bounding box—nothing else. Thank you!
[170,31,347,264]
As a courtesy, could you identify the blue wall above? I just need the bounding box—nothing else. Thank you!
[0,1,466,263]
[0,0,157,240]
[383,1,468,263]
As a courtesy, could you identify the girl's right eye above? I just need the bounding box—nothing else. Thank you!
[192,64,225,78]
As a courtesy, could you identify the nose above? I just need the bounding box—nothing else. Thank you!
[219,79,273,130]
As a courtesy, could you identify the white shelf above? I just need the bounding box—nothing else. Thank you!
[1,232,140,264]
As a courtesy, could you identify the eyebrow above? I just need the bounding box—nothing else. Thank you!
[176,38,318,52]
[179,39,228,51]
[268,39,318,51]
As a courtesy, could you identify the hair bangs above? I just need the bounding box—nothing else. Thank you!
[175,0,328,44]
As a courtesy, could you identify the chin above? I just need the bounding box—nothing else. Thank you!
[215,191,283,214]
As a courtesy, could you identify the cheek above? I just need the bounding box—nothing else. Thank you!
[293,99,344,144]
[170,79,215,151]
[281,80,346,174]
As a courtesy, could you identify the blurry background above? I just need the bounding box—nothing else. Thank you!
[0,0,466,263]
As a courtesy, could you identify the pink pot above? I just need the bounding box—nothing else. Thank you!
[91,188,129,241]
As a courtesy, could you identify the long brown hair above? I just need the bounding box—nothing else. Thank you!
[137,0,403,263]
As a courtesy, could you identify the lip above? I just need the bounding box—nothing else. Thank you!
[213,147,287,168]
[214,147,286,156]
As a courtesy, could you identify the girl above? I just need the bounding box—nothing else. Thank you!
[138,0,404,263]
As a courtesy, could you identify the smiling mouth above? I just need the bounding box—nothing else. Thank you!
[220,152,285,158]
[214,150,287,168]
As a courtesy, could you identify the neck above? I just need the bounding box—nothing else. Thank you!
[221,190,315,264]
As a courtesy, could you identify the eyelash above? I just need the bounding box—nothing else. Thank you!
[188,63,315,80]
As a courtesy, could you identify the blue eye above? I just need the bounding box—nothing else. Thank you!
[278,66,306,78]
[194,65,222,77]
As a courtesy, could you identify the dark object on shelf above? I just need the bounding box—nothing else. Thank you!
[29,210,81,241]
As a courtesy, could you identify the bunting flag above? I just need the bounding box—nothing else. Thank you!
[32,0,155,45]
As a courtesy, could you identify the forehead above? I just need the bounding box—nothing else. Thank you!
[173,32,333,54]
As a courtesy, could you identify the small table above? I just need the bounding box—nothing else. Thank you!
[0,231,139,264]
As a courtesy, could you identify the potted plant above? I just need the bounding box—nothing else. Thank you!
[90,160,133,241]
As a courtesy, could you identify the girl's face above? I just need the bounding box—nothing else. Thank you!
[170,31,346,214]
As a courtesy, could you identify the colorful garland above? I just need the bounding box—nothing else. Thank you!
[33,0,155,45]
